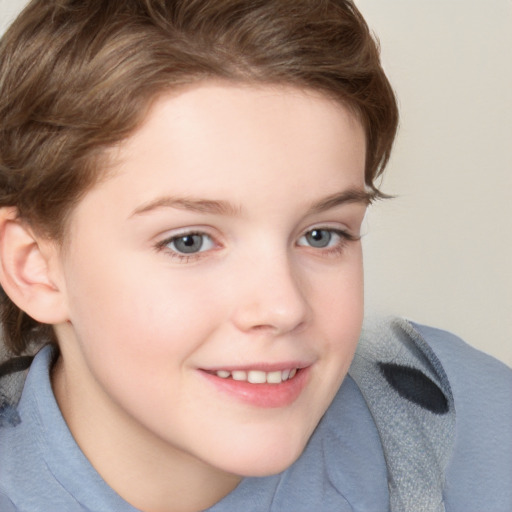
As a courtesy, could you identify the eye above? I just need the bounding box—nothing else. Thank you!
[302,229,334,248]
[161,232,215,255]
[298,228,341,248]
[297,227,358,255]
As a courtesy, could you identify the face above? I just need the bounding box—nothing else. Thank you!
[51,83,368,485]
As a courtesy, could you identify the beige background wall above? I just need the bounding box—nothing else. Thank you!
[1,0,511,365]
[356,0,511,366]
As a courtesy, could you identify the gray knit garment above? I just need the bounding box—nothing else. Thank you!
[349,318,455,512]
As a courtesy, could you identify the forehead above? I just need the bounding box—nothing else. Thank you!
[74,82,367,225]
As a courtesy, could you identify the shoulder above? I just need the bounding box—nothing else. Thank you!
[412,322,512,511]
[0,355,34,428]
[1,338,41,428]
[0,350,46,511]
[404,321,512,438]
[351,317,512,512]
[354,317,511,410]
[412,321,512,390]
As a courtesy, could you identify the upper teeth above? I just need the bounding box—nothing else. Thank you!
[215,368,297,384]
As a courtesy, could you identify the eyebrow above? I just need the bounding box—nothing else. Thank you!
[308,188,376,213]
[131,197,242,217]
[130,188,374,218]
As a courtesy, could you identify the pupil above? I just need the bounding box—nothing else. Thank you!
[175,234,202,253]
[307,229,331,248]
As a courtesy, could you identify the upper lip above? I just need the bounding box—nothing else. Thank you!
[199,361,314,372]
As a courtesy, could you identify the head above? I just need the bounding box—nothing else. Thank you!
[0,0,397,502]
[0,0,397,355]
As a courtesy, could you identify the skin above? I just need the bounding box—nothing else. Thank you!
[48,82,369,512]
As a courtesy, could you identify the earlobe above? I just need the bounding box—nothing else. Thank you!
[0,207,68,325]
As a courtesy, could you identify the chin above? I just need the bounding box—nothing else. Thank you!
[211,425,313,478]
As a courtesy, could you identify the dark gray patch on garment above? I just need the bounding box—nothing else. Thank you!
[379,362,449,414]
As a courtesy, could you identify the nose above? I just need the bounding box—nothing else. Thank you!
[230,252,310,336]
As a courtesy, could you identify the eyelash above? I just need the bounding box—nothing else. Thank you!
[155,227,358,262]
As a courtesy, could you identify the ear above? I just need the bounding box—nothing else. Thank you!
[0,207,69,324]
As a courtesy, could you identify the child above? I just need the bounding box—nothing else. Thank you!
[0,1,510,511]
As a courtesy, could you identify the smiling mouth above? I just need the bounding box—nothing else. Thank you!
[205,368,299,384]
[201,366,309,407]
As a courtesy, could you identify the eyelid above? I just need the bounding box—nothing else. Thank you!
[298,224,359,242]
[154,224,218,243]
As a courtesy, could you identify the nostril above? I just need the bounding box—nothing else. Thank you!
[251,324,276,332]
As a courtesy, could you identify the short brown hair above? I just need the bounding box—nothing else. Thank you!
[0,0,399,354]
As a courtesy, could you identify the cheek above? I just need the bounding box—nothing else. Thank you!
[309,251,364,382]
[63,250,226,378]
[316,250,364,331]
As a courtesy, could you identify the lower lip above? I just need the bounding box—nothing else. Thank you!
[200,367,310,408]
